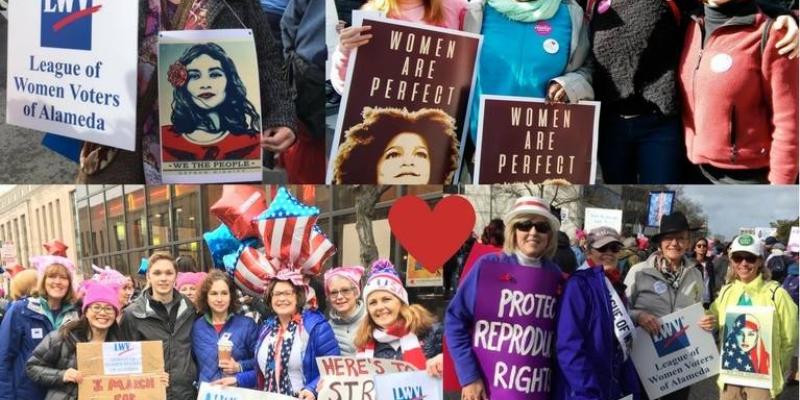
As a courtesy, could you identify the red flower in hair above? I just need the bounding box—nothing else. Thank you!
[167,62,188,88]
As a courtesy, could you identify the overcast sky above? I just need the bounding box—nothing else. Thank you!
[677,185,798,238]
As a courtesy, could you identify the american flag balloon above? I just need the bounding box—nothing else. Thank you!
[300,225,336,276]
[255,187,320,270]
[233,247,277,296]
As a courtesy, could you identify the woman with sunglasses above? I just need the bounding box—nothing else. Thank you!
[623,212,707,400]
[445,196,564,400]
[692,238,716,309]
[554,226,640,400]
[324,266,366,356]
[706,234,798,400]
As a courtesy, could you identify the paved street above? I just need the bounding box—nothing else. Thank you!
[0,17,77,183]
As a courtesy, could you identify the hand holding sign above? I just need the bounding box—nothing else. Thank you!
[388,195,475,272]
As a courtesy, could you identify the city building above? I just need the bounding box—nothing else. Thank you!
[0,185,77,268]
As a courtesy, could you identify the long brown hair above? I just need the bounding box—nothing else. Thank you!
[59,314,120,351]
[353,302,436,349]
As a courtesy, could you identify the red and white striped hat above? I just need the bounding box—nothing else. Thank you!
[503,196,560,232]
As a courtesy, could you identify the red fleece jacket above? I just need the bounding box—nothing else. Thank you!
[678,12,799,184]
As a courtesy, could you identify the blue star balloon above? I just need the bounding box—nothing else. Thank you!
[138,258,149,275]
[204,224,242,268]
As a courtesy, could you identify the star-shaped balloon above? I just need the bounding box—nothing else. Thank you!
[204,224,243,268]
[300,225,336,276]
[210,185,267,240]
[255,186,320,270]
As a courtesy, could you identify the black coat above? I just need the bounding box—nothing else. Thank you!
[119,290,197,400]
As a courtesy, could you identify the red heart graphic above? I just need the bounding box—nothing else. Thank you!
[389,195,475,273]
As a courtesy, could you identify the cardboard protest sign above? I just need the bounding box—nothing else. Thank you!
[720,306,774,389]
[316,356,418,400]
[646,191,675,227]
[158,29,263,183]
[406,254,443,287]
[374,371,442,400]
[6,0,138,150]
[1,241,17,266]
[584,207,623,233]
[631,303,720,398]
[197,382,296,400]
[473,95,599,184]
[328,12,481,184]
[77,341,166,400]
[471,261,560,399]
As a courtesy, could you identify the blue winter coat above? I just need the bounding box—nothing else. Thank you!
[192,313,259,382]
[552,263,640,400]
[235,309,340,396]
[0,297,79,400]
[444,252,563,386]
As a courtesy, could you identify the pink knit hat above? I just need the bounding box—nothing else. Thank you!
[324,266,365,296]
[176,272,207,289]
[91,266,128,290]
[82,281,121,315]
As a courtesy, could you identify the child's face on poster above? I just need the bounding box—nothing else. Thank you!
[736,326,758,352]
[376,132,431,184]
[186,54,228,110]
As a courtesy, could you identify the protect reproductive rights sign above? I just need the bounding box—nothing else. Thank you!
[471,261,560,400]
[6,0,138,151]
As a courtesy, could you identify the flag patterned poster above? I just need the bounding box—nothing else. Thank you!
[720,305,774,389]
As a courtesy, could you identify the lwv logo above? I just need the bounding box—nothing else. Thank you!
[41,0,102,50]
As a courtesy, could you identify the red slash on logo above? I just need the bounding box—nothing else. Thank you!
[662,324,689,349]
[117,347,135,356]
[52,4,101,32]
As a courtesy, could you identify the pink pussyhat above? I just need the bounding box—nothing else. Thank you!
[176,272,207,289]
[324,266,365,296]
[81,281,121,316]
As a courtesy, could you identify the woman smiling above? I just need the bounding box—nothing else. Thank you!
[324,266,367,356]
[25,282,128,400]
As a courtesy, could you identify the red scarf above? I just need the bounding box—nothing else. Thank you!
[358,321,426,370]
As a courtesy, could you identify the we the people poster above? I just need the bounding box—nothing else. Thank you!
[719,306,774,389]
[327,12,481,184]
[6,0,138,150]
[473,95,599,184]
[158,29,262,183]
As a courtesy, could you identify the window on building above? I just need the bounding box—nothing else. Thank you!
[173,185,200,243]
[148,186,170,247]
[125,185,147,250]
[204,185,223,231]
[106,186,126,253]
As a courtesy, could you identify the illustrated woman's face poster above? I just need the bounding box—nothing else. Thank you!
[158,29,262,183]
[720,306,774,390]
[327,13,482,185]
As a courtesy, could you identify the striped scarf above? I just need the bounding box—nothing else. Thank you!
[654,252,686,290]
[264,316,300,396]
[358,322,426,369]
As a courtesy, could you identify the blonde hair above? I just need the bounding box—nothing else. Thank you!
[354,302,436,350]
[502,216,558,259]
[10,269,39,300]
[37,264,75,305]
[725,256,770,285]
[364,0,444,26]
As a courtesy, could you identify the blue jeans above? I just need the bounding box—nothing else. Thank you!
[598,112,685,184]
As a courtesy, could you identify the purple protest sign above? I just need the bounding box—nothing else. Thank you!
[471,261,560,400]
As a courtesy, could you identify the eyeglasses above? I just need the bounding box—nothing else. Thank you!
[695,243,707,248]
[88,304,116,315]
[595,243,622,253]
[514,220,551,234]
[329,287,355,299]
[731,253,758,264]
[272,290,295,299]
